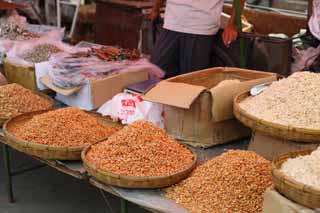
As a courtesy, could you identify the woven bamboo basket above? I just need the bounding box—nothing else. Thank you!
[272,149,320,209]
[3,58,38,91]
[234,91,320,143]
[0,91,54,127]
[82,142,197,189]
[3,109,121,160]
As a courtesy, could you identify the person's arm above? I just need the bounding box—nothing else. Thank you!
[149,0,165,21]
[222,0,245,47]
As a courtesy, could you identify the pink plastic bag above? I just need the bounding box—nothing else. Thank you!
[309,0,320,40]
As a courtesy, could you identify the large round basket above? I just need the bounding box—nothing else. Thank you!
[82,142,197,189]
[3,110,121,160]
[234,91,320,143]
[0,91,54,127]
[272,150,320,209]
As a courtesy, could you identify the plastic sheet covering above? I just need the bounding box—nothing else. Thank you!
[49,52,132,88]
[0,12,64,64]
[26,24,65,41]
[6,37,81,67]
[48,51,164,88]
[309,0,320,41]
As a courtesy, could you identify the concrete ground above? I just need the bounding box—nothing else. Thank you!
[0,140,249,213]
[0,147,149,213]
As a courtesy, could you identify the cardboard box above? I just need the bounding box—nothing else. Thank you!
[41,69,149,110]
[263,188,315,213]
[144,67,278,148]
[249,132,319,161]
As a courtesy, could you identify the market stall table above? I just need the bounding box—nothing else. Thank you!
[1,125,249,212]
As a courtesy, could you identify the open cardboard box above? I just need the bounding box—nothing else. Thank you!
[41,69,149,110]
[144,67,278,148]
[249,132,319,161]
[263,188,315,213]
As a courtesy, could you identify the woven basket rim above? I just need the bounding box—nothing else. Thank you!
[4,57,35,68]
[234,91,320,138]
[3,109,116,152]
[272,149,320,195]
[0,90,54,126]
[82,141,197,181]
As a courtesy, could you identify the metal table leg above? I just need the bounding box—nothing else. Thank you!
[120,198,128,213]
[2,144,15,203]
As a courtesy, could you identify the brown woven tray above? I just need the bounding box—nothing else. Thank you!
[3,110,121,160]
[272,150,320,209]
[82,142,197,189]
[0,91,54,127]
[234,91,320,143]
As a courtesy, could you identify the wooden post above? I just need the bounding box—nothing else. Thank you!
[235,0,246,68]
[308,0,313,22]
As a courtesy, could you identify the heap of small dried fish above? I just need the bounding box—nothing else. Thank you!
[9,107,120,147]
[23,44,61,63]
[0,83,52,118]
[0,22,38,41]
[92,46,140,61]
[166,150,272,213]
[86,120,195,177]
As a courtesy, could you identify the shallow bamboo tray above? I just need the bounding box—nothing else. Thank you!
[272,150,320,209]
[0,91,54,127]
[82,142,197,189]
[3,109,121,160]
[234,91,320,143]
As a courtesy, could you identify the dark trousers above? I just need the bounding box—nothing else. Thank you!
[151,29,214,78]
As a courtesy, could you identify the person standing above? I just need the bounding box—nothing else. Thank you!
[150,0,245,78]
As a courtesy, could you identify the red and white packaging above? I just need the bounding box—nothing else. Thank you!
[97,93,164,127]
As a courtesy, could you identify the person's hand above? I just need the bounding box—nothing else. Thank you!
[222,24,238,47]
[149,8,160,21]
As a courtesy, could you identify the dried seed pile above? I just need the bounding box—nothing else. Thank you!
[281,146,320,189]
[0,83,52,118]
[240,72,320,130]
[166,150,272,213]
[23,44,61,63]
[86,120,195,177]
[0,22,38,41]
[10,107,120,147]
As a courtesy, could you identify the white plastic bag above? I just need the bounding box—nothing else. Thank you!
[98,93,164,128]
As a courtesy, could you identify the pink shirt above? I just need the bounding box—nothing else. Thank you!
[164,0,224,35]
